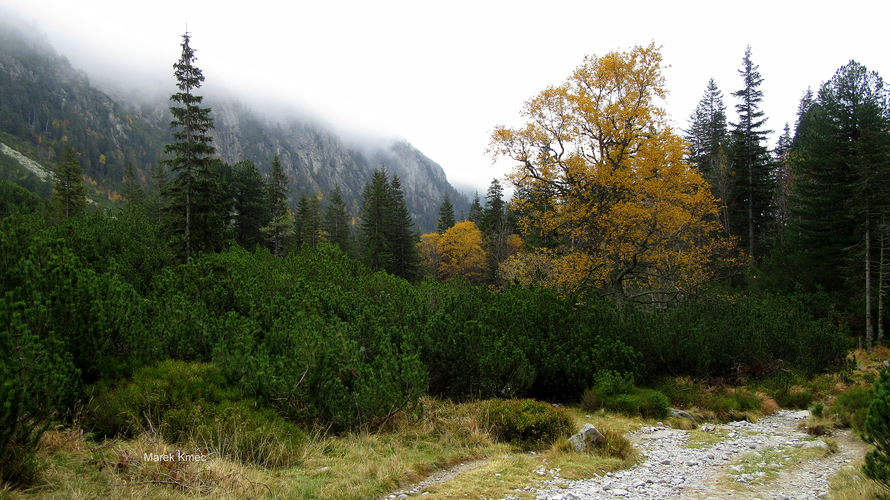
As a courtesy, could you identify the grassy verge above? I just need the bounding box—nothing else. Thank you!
[5,399,641,499]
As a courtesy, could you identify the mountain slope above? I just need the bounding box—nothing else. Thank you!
[0,18,467,232]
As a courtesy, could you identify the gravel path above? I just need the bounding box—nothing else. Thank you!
[526,410,867,500]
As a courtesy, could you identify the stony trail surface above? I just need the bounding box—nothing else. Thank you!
[523,410,867,500]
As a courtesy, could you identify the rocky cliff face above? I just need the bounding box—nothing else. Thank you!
[0,19,467,232]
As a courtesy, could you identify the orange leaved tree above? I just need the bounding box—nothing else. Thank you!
[489,43,740,304]
[418,221,489,283]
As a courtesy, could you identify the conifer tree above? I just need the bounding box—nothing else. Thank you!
[162,31,216,261]
[231,160,270,249]
[772,123,793,241]
[790,61,890,350]
[148,161,169,226]
[436,193,456,233]
[481,179,506,236]
[264,154,291,256]
[297,195,322,250]
[686,78,729,178]
[324,185,351,252]
[122,162,146,208]
[686,79,732,234]
[52,145,87,218]
[360,168,392,270]
[729,46,774,259]
[386,175,420,281]
[467,193,483,225]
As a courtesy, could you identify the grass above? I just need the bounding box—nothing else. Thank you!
[684,427,734,449]
[8,347,890,499]
[724,441,833,487]
[5,398,641,499]
[828,458,890,499]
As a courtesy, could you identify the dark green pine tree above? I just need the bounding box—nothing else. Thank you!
[386,174,420,281]
[480,178,506,236]
[729,46,775,259]
[231,160,270,249]
[162,31,217,261]
[481,178,512,282]
[467,192,483,225]
[864,367,890,487]
[772,123,794,242]
[685,78,732,234]
[685,78,729,177]
[148,161,169,226]
[790,61,890,350]
[360,168,392,270]
[436,193,456,233]
[122,162,146,208]
[324,184,351,252]
[297,195,322,250]
[52,145,88,218]
[264,154,291,256]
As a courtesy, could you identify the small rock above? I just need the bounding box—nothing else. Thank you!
[612,489,628,497]
[803,440,830,450]
[568,423,606,451]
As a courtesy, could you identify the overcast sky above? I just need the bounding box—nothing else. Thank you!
[3,0,887,192]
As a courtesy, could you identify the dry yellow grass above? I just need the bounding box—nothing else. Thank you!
[8,398,644,500]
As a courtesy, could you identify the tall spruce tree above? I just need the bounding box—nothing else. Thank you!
[481,178,506,236]
[437,193,456,233]
[163,31,216,261]
[480,178,512,281]
[686,79,732,234]
[148,161,169,226]
[122,162,146,208]
[467,193,483,225]
[790,61,890,350]
[729,46,774,259]
[324,185,351,252]
[231,160,270,249]
[686,78,729,177]
[52,146,88,218]
[297,195,322,250]
[772,123,794,243]
[386,175,420,281]
[360,168,392,270]
[264,154,291,256]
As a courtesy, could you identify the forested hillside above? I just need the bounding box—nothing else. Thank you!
[0,19,468,231]
[2,18,890,497]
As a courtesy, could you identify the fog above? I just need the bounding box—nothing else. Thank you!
[3,0,889,192]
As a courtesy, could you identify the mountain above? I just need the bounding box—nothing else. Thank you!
[0,18,467,232]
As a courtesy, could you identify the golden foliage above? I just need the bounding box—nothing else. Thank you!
[418,221,489,283]
[489,43,740,303]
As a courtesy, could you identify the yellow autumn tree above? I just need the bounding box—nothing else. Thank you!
[418,221,490,283]
[439,221,489,282]
[489,43,740,304]
[418,232,444,278]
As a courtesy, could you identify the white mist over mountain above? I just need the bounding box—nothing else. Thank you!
[3,0,888,193]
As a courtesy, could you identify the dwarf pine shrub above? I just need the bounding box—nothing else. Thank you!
[481,399,574,449]
[864,369,890,487]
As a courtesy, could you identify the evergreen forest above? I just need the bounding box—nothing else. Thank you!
[3,28,890,497]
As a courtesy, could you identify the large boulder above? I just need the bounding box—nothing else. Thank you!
[568,423,606,451]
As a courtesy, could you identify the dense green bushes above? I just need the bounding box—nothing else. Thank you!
[864,369,890,487]
[480,399,574,448]
[87,360,306,468]
[0,205,855,483]
[581,372,669,419]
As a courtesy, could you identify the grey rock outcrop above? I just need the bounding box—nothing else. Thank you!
[568,423,606,451]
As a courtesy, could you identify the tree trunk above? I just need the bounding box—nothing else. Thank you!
[866,217,873,352]
[875,227,885,345]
